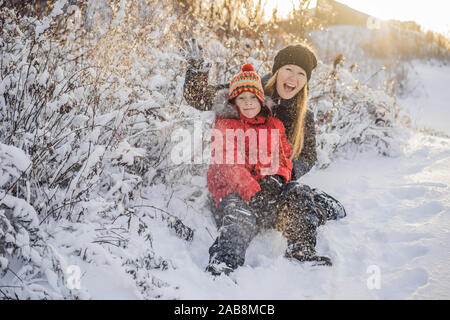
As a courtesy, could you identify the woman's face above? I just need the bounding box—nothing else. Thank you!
[275,64,307,100]
[235,91,261,118]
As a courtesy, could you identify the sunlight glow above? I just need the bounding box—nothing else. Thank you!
[264,0,450,35]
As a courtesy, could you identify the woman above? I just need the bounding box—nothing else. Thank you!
[182,39,346,275]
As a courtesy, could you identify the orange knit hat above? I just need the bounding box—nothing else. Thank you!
[228,63,265,105]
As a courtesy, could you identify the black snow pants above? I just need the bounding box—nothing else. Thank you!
[207,179,346,273]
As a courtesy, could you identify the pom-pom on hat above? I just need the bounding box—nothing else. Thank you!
[228,63,265,105]
[272,44,318,81]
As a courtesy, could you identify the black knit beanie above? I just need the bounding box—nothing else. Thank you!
[272,44,318,81]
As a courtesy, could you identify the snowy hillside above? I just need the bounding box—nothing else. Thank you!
[397,60,450,136]
[309,25,448,100]
[1,0,449,300]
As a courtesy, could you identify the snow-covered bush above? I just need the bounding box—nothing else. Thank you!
[1,0,193,299]
[0,142,87,299]
[309,62,407,168]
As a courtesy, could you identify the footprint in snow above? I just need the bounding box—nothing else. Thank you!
[398,201,446,223]
[380,267,429,299]
[381,244,429,268]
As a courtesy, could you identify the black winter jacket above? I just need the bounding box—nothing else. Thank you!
[183,67,317,179]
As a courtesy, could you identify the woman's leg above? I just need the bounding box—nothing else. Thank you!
[275,183,332,266]
[281,181,346,223]
[206,193,259,275]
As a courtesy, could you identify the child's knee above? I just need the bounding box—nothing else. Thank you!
[217,193,258,227]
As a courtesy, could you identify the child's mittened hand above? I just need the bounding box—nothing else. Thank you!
[259,175,284,193]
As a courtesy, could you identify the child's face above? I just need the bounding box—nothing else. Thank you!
[235,91,261,118]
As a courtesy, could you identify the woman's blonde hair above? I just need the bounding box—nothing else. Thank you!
[264,70,308,159]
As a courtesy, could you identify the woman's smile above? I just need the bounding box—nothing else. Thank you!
[283,82,297,93]
[276,64,307,99]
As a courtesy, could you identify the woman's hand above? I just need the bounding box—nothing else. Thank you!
[182,38,210,72]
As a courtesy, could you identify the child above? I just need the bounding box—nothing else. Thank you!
[205,63,294,275]
[207,63,293,208]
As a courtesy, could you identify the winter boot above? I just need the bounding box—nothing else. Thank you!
[285,243,332,267]
[311,188,347,221]
[205,263,233,276]
[205,239,238,276]
[206,193,258,276]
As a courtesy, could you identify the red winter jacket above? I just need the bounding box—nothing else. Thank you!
[207,92,292,207]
